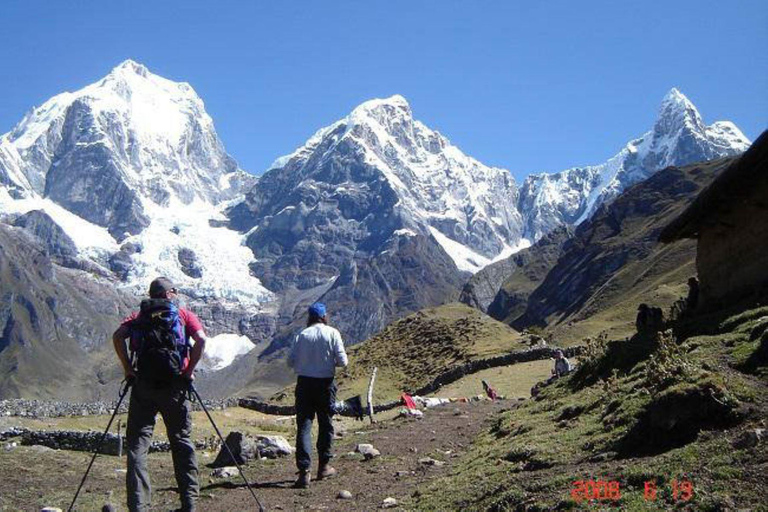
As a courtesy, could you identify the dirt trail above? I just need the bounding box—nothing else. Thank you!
[0,399,514,511]
[195,399,511,511]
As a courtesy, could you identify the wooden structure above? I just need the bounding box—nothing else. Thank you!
[660,131,768,309]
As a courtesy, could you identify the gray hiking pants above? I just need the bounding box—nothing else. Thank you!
[126,378,199,512]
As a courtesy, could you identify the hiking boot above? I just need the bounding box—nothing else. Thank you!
[317,463,337,480]
[294,469,311,489]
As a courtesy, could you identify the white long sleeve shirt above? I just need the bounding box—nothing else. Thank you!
[288,323,348,378]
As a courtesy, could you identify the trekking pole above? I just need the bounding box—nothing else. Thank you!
[190,383,265,512]
[68,377,133,512]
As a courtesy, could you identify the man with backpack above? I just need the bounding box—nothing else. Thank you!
[288,302,348,489]
[112,277,207,512]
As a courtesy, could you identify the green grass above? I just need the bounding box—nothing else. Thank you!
[432,360,552,400]
[414,304,768,511]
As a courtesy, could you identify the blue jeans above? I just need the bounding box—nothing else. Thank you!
[294,376,336,471]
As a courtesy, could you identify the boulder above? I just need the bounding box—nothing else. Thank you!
[255,435,294,459]
[211,432,294,466]
[211,432,259,467]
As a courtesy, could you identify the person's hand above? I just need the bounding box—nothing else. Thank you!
[183,368,196,381]
[124,369,137,386]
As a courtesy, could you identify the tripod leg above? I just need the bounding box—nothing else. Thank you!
[68,380,131,512]
[190,385,265,512]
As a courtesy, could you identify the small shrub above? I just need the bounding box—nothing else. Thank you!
[601,368,620,394]
[644,331,695,393]
[575,334,609,376]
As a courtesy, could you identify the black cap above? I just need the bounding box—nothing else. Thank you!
[149,277,176,298]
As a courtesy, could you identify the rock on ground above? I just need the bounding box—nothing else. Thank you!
[733,428,765,449]
[337,490,353,500]
[355,443,381,459]
[381,497,398,508]
[212,467,239,479]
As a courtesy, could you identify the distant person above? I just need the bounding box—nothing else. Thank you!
[551,350,573,379]
[112,277,207,512]
[687,277,700,311]
[650,307,664,331]
[482,379,499,400]
[288,302,348,489]
[636,304,650,332]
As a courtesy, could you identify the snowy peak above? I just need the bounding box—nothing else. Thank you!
[0,61,269,313]
[259,95,525,267]
[518,88,750,240]
[111,59,151,77]
[85,60,213,146]
[347,94,414,130]
[653,87,705,139]
[0,60,246,221]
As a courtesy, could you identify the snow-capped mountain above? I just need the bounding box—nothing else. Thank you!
[0,60,249,223]
[0,60,271,310]
[518,88,751,240]
[229,95,519,343]
[233,95,529,275]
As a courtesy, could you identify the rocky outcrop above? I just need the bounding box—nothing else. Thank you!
[460,226,572,315]
[177,247,203,278]
[0,224,133,400]
[13,210,77,258]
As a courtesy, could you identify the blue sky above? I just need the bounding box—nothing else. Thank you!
[1,1,765,181]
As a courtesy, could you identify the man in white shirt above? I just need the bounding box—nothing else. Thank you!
[288,302,348,488]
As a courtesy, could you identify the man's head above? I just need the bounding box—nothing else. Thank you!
[555,349,564,359]
[149,277,178,299]
[308,302,327,325]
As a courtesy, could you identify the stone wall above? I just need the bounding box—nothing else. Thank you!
[2,427,220,455]
[0,397,239,418]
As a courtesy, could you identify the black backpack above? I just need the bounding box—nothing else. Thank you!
[129,299,190,384]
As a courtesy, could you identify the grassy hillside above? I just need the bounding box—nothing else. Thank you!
[316,303,526,402]
[511,157,736,345]
[416,301,768,510]
[0,225,135,400]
